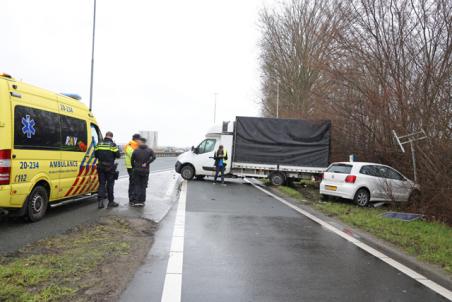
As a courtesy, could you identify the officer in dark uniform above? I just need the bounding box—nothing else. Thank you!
[94,131,121,209]
[131,138,156,207]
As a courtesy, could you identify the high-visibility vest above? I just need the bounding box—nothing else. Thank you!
[124,140,138,169]
[215,150,228,165]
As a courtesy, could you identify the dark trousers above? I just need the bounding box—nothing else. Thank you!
[127,168,135,201]
[214,165,225,183]
[133,171,149,203]
[98,169,115,203]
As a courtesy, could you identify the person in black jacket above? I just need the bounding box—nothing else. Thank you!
[131,138,156,207]
[94,131,121,209]
[213,145,228,185]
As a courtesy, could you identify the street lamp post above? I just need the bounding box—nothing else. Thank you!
[214,92,218,124]
[276,81,279,118]
[89,0,97,111]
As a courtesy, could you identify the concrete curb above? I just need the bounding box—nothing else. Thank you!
[263,184,452,292]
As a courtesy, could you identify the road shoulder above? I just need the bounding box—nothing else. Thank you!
[257,181,452,294]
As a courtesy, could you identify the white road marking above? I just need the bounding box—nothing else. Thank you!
[165,173,180,198]
[245,178,452,301]
[161,181,187,302]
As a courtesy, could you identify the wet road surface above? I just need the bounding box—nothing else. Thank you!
[0,157,178,254]
[122,178,449,302]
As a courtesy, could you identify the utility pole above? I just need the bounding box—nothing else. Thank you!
[214,92,218,124]
[89,0,97,112]
[392,129,427,183]
[276,81,279,118]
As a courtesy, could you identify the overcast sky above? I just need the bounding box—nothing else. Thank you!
[1,0,277,147]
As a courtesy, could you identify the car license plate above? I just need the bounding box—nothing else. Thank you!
[325,185,337,191]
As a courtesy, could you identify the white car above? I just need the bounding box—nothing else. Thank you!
[319,162,420,207]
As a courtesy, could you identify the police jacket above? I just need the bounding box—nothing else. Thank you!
[94,138,120,169]
[131,145,156,174]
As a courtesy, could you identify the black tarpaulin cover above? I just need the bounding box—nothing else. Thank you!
[234,116,331,167]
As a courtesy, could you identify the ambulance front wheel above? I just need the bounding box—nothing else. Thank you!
[25,186,49,222]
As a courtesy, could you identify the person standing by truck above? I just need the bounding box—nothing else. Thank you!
[131,138,156,207]
[124,133,141,204]
[213,145,228,185]
[94,131,121,209]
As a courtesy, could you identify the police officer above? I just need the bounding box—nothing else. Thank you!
[131,138,156,207]
[94,131,121,209]
[124,133,141,203]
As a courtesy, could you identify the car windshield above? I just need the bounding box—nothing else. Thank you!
[327,164,352,174]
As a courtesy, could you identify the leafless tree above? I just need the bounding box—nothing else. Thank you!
[259,0,452,223]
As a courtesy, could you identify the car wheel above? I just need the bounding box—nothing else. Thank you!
[181,165,195,180]
[195,175,206,181]
[25,186,48,222]
[269,172,285,186]
[354,188,370,207]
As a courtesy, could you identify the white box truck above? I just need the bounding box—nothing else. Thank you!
[175,116,331,185]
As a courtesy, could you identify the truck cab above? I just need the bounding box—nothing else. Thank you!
[176,122,233,180]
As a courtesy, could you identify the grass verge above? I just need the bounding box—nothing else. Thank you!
[271,183,452,275]
[0,216,156,302]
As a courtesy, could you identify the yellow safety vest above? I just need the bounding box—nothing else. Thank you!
[124,140,138,169]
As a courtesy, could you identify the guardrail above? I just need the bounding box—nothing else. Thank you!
[155,152,183,158]
[120,152,182,158]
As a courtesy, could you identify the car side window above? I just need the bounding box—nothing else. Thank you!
[384,167,404,180]
[360,165,380,177]
[197,139,216,154]
[360,165,371,175]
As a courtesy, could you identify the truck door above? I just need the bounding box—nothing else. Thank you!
[192,138,217,175]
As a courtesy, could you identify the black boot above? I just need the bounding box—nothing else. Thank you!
[98,199,104,209]
[107,201,119,208]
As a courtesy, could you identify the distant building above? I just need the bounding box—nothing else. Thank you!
[139,131,158,149]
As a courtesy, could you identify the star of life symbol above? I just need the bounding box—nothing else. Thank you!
[22,115,36,139]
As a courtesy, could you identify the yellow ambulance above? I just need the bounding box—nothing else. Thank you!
[0,73,102,221]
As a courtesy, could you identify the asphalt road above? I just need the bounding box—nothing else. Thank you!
[0,157,177,254]
[122,178,449,302]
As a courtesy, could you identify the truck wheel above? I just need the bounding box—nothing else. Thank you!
[181,165,195,180]
[269,172,285,186]
[354,188,370,207]
[25,186,48,222]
